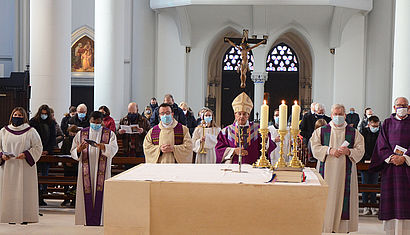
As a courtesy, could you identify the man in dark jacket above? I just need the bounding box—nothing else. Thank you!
[359,115,380,215]
[346,107,360,128]
[68,103,90,129]
[150,94,187,127]
[179,102,197,136]
[300,103,331,145]
[61,106,77,136]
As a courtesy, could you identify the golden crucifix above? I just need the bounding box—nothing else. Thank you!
[224,30,267,88]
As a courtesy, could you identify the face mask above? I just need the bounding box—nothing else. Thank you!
[128,113,138,121]
[316,114,324,117]
[366,114,372,119]
[370,126,379,133]
[90,123,102,131]
[332,115,345,125]
[183,110,187,115]
[102,113,107,118]
[78,113,86,120]
[396,107,408,117]
[349,111,354,114]
[204,116,212,124]
[41,114,48,120]
[145,110,151,114]
[11,117,24,127]
[274,116,279,124]
[160,115,173,125]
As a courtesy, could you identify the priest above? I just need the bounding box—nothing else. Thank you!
[215,92,276,164]
[70,111,118,226]
[310,104,365,233]
[369,97,410,235]
[143,103,193,163]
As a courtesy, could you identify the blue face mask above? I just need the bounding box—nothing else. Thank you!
[41,114,48,120]
[160,115,173,125]
[90,123,102,131]
[370,126,379,133]
[332,115,345,125]
[204,116,212,124]
[78,113,86,119]
[349,111,354,114]
[274,116,279,124]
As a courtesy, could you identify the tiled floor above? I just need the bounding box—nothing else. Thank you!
[0,200,384,235]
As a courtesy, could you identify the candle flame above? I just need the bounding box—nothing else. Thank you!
[281,100,285,104]
[263,100,267,105]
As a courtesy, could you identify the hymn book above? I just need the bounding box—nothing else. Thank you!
[120,124,140,134]
[394,145,407,156]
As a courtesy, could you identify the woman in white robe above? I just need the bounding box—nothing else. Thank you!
[70,111,118,226]
[0,107,43,224]
[192,108,220,164]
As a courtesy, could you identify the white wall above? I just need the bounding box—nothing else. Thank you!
[333,15,366,114]
[131,0,156,110]
[156,10,186,105]
[365,0,394,120]
[0,0,15,76]
[72,0,94,32]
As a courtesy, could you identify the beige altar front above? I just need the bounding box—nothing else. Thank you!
[104,164,328,235]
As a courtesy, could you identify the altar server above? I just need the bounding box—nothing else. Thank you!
[192,108,220,163]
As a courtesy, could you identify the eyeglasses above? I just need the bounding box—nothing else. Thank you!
[159,112,171,116]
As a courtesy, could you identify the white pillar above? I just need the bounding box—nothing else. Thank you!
[94,0,125,121]
[30,0,71,121]
[392,0,410,104]
[251,72,268,121]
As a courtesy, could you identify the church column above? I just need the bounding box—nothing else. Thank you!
[251,72,268,121]
[392,0,410,103]
[30,0,71,121]
[94,0,124,121]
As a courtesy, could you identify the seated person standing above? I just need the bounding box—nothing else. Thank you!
[143,103,193,163]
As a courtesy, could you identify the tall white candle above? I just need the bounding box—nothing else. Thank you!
[260,100,269,129]
[291,100,301,130]
[279,100,287,131]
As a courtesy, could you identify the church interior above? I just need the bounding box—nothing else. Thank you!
[0,0,409,234]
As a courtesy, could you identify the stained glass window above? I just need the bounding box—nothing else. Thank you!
[223,46,254,71]
[266,43,298,72]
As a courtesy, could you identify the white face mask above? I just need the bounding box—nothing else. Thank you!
[396,107,408,117]
[332,115,345,126]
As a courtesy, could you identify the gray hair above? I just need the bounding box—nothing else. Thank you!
[77,103,87,112]
[331,104,346,114]
[315,103,325,111]
[394,97,409,106]
[310,102,317,109]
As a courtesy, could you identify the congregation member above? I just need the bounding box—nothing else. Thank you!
[150,94,187,127]
[71,111,118,226]
[179,102,197,136]
[50,108,64,145]
[311,104,365,233]
[29,104,56,206]
[358,107,374,132]
[118,103,150,162]
[300,103,331,146]
[346,107,360,128]
[143,106,153,120]
[98,105,116,132]
[61,106,77,136]
[150,97,158,111]
[215,92,276,164]
[196,108,206,126]
[370,97,410,235]
[359,115,380,216]
[68,104,90,129]
[0,107,43,224]
[268,109,290,163]
[192,108,220,163]
[143,103,193,163]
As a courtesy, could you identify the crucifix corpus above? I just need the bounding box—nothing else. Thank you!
[224,29,267,88]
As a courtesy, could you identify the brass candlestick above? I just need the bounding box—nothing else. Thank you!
[289,128,304,168]
[253,128,272,168]
[274,129,288,169]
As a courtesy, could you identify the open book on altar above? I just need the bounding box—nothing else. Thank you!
[120,124,140,134]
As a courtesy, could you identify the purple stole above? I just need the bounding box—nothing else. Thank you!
[80,127,111,226]
[151,123,184,145]
[319,124,355,220]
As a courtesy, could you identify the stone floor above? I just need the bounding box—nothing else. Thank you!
[0,200,384,235]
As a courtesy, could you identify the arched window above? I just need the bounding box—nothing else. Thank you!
[223,46,254,71]
[266,43,298,72]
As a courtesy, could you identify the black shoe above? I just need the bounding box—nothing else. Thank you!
[21,222,28,225]
[39,200,47,206]
[61,199,70,207]
[8,223,16,225]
